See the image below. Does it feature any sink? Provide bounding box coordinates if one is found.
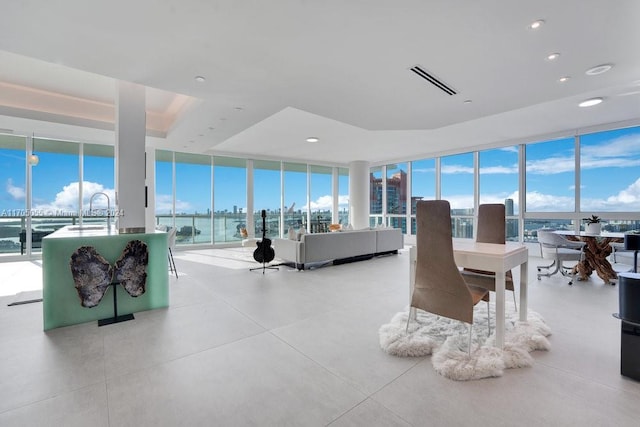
[67,225,106,231]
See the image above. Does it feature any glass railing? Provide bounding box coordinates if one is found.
[0,215,95,256]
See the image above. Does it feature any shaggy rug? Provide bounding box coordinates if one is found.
[379,302,551,381]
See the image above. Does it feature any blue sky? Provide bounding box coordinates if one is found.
[1,126,639,216]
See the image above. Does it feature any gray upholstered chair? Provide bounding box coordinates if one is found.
[610,241,634,274]
[537,229,585,285]
[407,200,490,355]
[460,203,517,310]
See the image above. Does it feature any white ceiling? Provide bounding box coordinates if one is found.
[0,0,639,165]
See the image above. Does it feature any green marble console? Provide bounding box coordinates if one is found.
[42,225,169,330]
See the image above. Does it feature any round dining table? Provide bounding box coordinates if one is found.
[554,230,625,284]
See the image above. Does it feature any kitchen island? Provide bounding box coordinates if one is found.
[42,225,169,330]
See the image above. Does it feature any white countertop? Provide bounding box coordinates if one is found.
[44,225,163,239]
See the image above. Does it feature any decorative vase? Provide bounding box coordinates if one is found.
[585,223,601,234]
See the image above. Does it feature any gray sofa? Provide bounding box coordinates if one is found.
[273,228,403,270]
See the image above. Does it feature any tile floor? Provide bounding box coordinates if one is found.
[0,247,639,426]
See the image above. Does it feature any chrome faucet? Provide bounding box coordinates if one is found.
[89,192,111,228]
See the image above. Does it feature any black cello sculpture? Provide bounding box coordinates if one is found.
[251,210,279,273]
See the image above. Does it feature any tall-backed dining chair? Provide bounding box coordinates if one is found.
[460,203,517,310]
[407,200,490,355]
[536,229,585,285]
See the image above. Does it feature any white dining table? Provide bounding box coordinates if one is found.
[409,240,529,349]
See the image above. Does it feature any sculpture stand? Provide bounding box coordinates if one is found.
[250,262,279,274]
[98,281,135,326]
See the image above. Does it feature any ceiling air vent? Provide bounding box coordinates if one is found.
[409,65,457,96]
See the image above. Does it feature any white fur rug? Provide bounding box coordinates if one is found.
[379,302,551,381]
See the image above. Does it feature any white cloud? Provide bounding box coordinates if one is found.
[479,165,518,174]
[498,146,519,153]
[524,191,574,211]
[309,195,333,211]
[412,167,435,174]
[155,193,192,214]
[441,164,474,174]
[31,181,116,213]
[526,156,575,175]
[6,178,25,200]
[527,131,640,175]
[581,132,640,158]
[445,194,474,210]
[301,194,349,212]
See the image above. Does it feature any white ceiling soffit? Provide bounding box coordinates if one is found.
[0,0,638,163]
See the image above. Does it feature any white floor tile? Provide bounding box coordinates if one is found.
[0,248,639,426]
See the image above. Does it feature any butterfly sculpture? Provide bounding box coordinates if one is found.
[69,239,149,308]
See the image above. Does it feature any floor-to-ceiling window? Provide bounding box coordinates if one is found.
[0,134,26,255]
[338,167,349,226]
[310,165,332,233]
[176,152,212,244]
[441,152,474,238]
[525,137,576,213]
[580,127,640,232]
[386,162,407,233]
[479,146,519,241]
[83,143,115,226]
[214,156,246,243]
[253,160,281,239]
[283,162,306,233]
[155,150,174,229]
[410,158,436,235]
[369,166,383,226]
[524,137,576,240]
[31,138,80,250]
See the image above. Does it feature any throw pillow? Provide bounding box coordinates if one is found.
[288,226,296,240]
[297,227,306,241]
[240,227,248,238]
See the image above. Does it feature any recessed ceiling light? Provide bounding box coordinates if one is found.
[208,126,215,131]
[558,76,571,83]
[528,19,545,30]
[546,53,560,61]
[578,97,604,107]
[585,64,613,76]
[194,76,206,82]
[306,137,320,143]
[463,100,472,104]
[234,107,244,111]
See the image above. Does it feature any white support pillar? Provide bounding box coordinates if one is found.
[115,81,147,232]
[145,148,156,229]
[349,160,370,229]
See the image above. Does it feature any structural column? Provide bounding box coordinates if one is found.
[349,160,370,229]
[115,81,147,232]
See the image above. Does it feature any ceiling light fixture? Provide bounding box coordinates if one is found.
[194,76,206,82]
[528,19,545,30]
[306,137,319,143]
[585,64,613,76]
[463,100,472,104]
[28,135,39,166]
[546,53,560,61]
[578,97,604,107]
[558,76,571,83]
